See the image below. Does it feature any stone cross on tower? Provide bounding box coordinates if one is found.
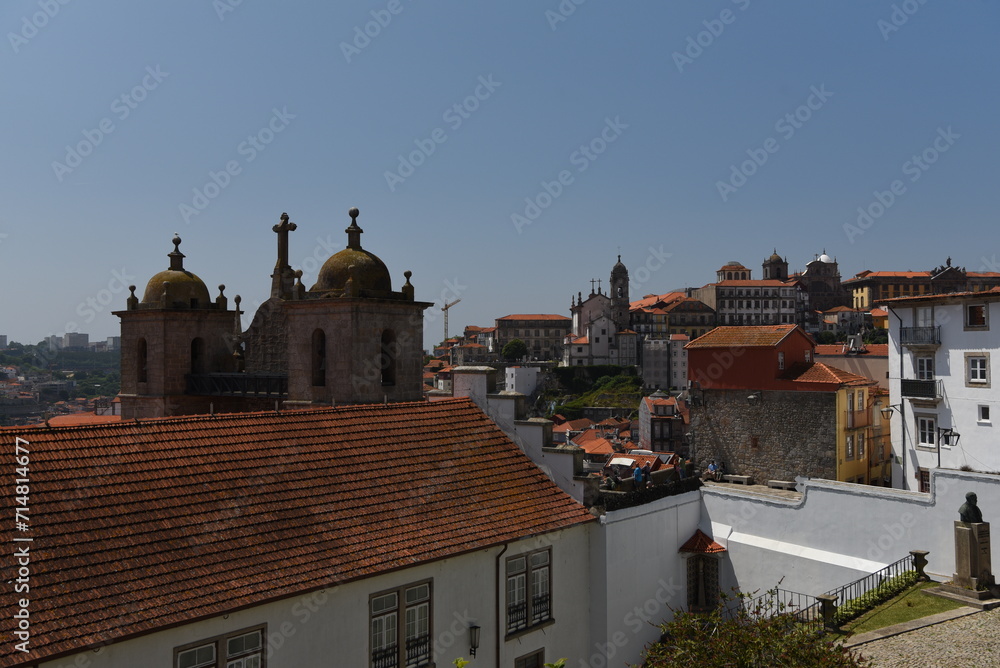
[271,212,298,299]
[590,278,596,295]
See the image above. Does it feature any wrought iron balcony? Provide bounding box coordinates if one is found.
[186,373,288,397]
[900,326,941,347]
[900,378,941,400]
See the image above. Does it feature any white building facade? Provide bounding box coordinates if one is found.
[886,290,1000,491]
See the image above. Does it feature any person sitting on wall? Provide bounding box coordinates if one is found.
[702,460,717,481]
[715,461,727,482]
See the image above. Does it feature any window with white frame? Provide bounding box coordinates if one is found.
[980,405,991,422]
[175,626,264,668]
[846,435,854,459]
[966,353,990,387]
[506,549,551,634]
[917,416,937,447]
[966,304,988,329]
[916,356,935,381]
[370,582,432,668]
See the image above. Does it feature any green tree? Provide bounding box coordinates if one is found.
[637,590,868,668]
[502,338,528,361]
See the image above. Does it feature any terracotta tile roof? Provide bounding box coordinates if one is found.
[669,334,689,341]
[630,292,685,310]
[782,362,875,386]
[497,314,571,321]
[717,263,750,272]
[848,270,929,280]
[39,412,122,427]
[0,399,593,665]
[552,418,594,433]
[679,529,726,554]
[882,289,1000,304]
[684,324,799,349]
[713,279,797,287]
[870,308,888,317]
[575,436,614,455]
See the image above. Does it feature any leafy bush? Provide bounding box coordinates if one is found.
[639,589,868,667]
[832,571,919,626]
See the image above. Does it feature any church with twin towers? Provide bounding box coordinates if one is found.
[114,208,430,418]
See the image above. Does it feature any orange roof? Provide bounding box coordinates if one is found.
[40,413,122,427]
[552,418,594,433]
[713,279,800,287]
[870,308,888,317]
[679,529,726,554]
[629,292,685,310]
[883,289,1000,304]
[0,399,593,664]
[684,324,799,349]
[848,270,929,280]
[824,305,856,313]
[498,314,571,321]
[577,437,614,455]
[669,334,690,341]
[783,362,875,386]
[717,263,749,272]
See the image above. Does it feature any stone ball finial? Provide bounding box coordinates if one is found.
[404,270,412,280]
[172,234,181,250]
[129,285,136,294]
[234,295,242,305]
[218,284,226,293]
[349,207,360,220]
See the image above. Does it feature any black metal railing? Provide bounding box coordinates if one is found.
[372,644,398,668]
[507,601,528,633]
[900,378,940,399]
[740,588,823,632]
[823,553,914,609]
[900,326,941,346]
[185,373,288,397]
[405,633,431,667]
[530,593,551,626]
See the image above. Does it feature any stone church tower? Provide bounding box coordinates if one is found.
[610,255,630,333]
[116,235,241,418]
[117,208,430,418]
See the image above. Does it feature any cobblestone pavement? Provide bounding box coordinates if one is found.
[852,608,1000,667]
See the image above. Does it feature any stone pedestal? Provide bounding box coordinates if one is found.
[953,521,993,590]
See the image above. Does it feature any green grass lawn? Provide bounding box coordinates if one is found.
[839,582,966,637]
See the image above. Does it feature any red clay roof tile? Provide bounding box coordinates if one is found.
[0,398,592,665]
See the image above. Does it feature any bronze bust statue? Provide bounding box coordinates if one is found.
[959,492,984,523]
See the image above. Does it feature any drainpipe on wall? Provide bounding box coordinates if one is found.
[496,543,508,668]
[891,306,907,488]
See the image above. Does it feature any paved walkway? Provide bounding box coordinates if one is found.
[849,607,1000,667]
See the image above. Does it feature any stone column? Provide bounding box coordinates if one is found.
[954,522,993,590]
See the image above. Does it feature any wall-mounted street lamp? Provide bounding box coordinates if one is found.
[937,427,961,447]
[469,624,480,657]
[746,392,763,406]
[880,404,901,421]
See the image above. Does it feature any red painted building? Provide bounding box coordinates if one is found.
[685,324,816,391]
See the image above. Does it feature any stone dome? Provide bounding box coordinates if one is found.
[141,235,212,307]
[611,254,628,276]
[309,208,392,294]
[768,249,782,262]
[818,252,833,263]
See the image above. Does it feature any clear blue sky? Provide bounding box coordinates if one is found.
[2,1,998,350]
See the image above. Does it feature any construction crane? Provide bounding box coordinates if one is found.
[441,298,461,343]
